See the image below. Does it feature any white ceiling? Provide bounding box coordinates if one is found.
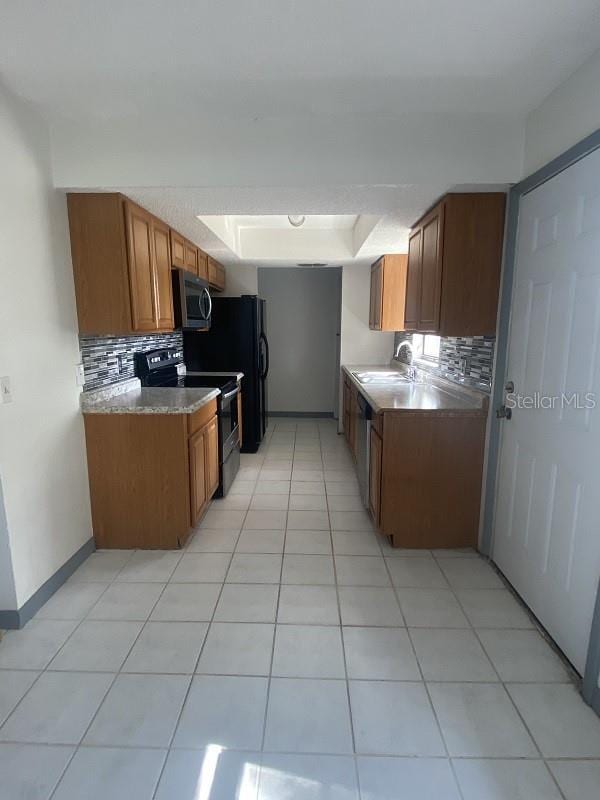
[1,1,599,267]
[231,216,358,231]
[124,186,464,266]
[1,1,600,117]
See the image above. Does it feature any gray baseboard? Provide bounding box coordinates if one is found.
[0,537,96,630]
[269,411,334,418]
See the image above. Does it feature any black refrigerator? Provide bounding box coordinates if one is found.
[183,295,268,453]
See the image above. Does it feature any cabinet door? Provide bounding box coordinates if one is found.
[418,205,444,332]
[349,388,358,459]
[343,380,351,443]
[197,249,209,281]
[184,242,198,274]
[124,201,158,332]
[369,426,383,526]
[208,257,217,286]
[204,416,220,499]
[404,228,422,330]
[152,220,174,331]
[170,230,186,268]
[369,261,383,329]
[189,427,208,524]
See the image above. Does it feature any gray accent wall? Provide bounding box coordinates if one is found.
[258,267,342,414]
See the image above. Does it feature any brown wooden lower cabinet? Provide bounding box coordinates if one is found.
[368,410,486,549]
[368,424,382,525]
[342,376,359,460]
[84,400,219,549]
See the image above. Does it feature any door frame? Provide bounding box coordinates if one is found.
[481,126,600,713]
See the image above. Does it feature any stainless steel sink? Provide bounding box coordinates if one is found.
[352,370,411,385]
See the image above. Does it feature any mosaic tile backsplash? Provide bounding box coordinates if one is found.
[393,331,495,392]
[80,332,184,391]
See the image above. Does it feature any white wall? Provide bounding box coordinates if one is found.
[258,268,341,414]
[0,479,17,610]
[50,111,524,190]
[221,263,258,297]
[524,49,600,176]
[0,82,92,609]
[339,263,395,421]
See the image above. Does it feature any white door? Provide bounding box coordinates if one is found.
[493,148,600,673]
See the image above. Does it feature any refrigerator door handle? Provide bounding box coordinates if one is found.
[260,333,270,379]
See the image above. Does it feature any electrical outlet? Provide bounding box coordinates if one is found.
[75,363,85,387]
[0,376,12,404]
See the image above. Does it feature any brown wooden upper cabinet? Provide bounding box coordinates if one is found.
[184,241,198,274]
[369,254,409,331]
[405,193,506,336]
[208,256,226,292]
[197,248,209,282]
[68,194,225,335]
[170,229,186,269]
[68,193,174,335]
[170,229,208,281]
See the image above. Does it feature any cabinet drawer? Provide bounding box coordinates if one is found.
[188,399,217,437]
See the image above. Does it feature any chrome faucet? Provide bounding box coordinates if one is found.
[395,341,417,381]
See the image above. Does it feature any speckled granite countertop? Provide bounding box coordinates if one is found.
[80,378,220,415]
[343,365,488,415]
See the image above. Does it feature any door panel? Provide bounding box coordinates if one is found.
[204,417,219,499]
[170,230,185,268]
[418,206,443,331]
[493,148,600,672]
[405,229,422,329]
[369,425,382,525]
[189,428,207,524]
[184,243,198,274]
[198,250,209,281]
[152,220,174,330]
[124,202,157,331]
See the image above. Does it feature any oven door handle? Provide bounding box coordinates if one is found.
[221,387,239,401]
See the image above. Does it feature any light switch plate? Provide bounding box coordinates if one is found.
[75,363,85,387]
[0,376,12,404]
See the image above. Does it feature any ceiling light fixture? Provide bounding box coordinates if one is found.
[287,215,306,228]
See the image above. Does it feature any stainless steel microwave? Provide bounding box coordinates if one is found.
[172,268,212,330]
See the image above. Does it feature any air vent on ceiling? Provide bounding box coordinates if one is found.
[297,262,328,268]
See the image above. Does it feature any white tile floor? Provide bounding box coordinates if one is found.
[1,417,600,799]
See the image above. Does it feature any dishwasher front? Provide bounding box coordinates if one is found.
[355,392,372,509]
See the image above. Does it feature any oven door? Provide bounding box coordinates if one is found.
[219,385,240,460]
